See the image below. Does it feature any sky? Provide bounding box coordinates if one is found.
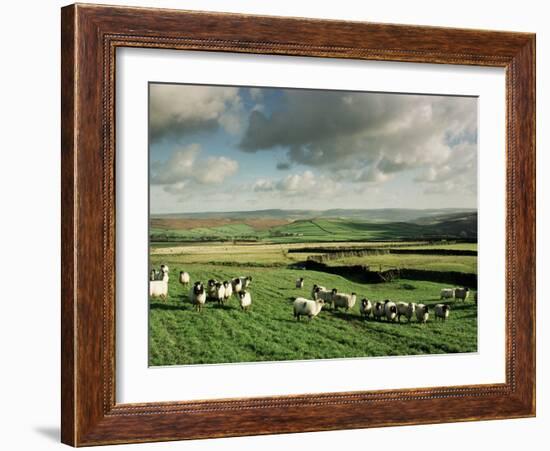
[149,83,477,214]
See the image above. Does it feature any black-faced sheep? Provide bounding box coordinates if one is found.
[190,281,206,312]
[415,304,429,323]
[384,300,397,322]
[238,290,252,311]
[435,303,451,321]
[359,298,372,319]
[296,277,304,288]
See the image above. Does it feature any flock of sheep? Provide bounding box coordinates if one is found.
[150,265,475,324]
[149,264,253,312]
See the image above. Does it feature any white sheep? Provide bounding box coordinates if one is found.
[435,303,451,321]
[373,301,385,321]
[149,281,168,300]
[150,269,158,281]
[238,290,252,311]
[440,288,455,299]
[415,304,429,323]
[214,282,226,305]
[359,298,372,319]
[293,297,324,320]
[190,281,206,312]
[331,289,357,311]
[396,302,416,323]
[312,286,333,308]
[149,271,169,301]
[222,281,233,303]
[384,300,398,322]
[296,277,304,288]
[179,271,190,286]
[454,287,470,302]
[231,277,243,295]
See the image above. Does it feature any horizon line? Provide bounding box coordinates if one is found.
[150,207,478,216]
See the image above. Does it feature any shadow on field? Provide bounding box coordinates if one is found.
[329,310,365,323]
[150,302,189,311]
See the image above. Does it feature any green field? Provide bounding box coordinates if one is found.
[149,211,478,366]
[149,252,477,366]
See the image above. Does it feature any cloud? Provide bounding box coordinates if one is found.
[252,170,342,199]
[149,84,243,142]
[151,144,239,195]
[239,90,477,188]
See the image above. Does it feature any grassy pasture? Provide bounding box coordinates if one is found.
[149,257,478,366]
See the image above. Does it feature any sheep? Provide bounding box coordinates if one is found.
[160,265,169,280]
[296,277,304,289]
[293,297,324,320]
[150,269,158,281]
[312,286,333,308]
[415,304,429,323]
[396,302,416,323]
[189,281,206,312]
[149,269,169,300]
[440,288,455,299]
[231,277,243,295]
[435,304,451,321]
[331,289,357,311]
[384,300,398,322]
[311,284,326,299]
[222,281,233,303]
[238,290,252,311]
[239,276,252,289]
[206,279,219,300]
[372,301,385,321]
[454,287,470,302]
[179,271,190,286]
[214,282,226,305]
[359,298,372,319]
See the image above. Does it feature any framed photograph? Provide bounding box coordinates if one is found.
[61,3,535,446]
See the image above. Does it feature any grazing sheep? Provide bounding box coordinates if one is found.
[440,288,455,299]
[214,282,226,305]
[150,269,158,281]
[312,286,333,308]
[415,304,429,323]
[384,300,398,322]
[373,301,385,321]
[207,279,218,300]
[239,276,252,289]
[231,277,243,295]
[435,304,451,321]
[293,297,324,320]
[149,271,169,300]
[454,287,470,302]
[396,302,416,323]
[190,281,206,312]
[359,298,372,319]
[296,277,304,289]
[331,289,357,311]
[222,281,233,303]
[238,290,252,311]
[311,284,327,301]
[179,271,190,286]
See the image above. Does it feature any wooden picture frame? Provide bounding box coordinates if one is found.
[61,3,535,446]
